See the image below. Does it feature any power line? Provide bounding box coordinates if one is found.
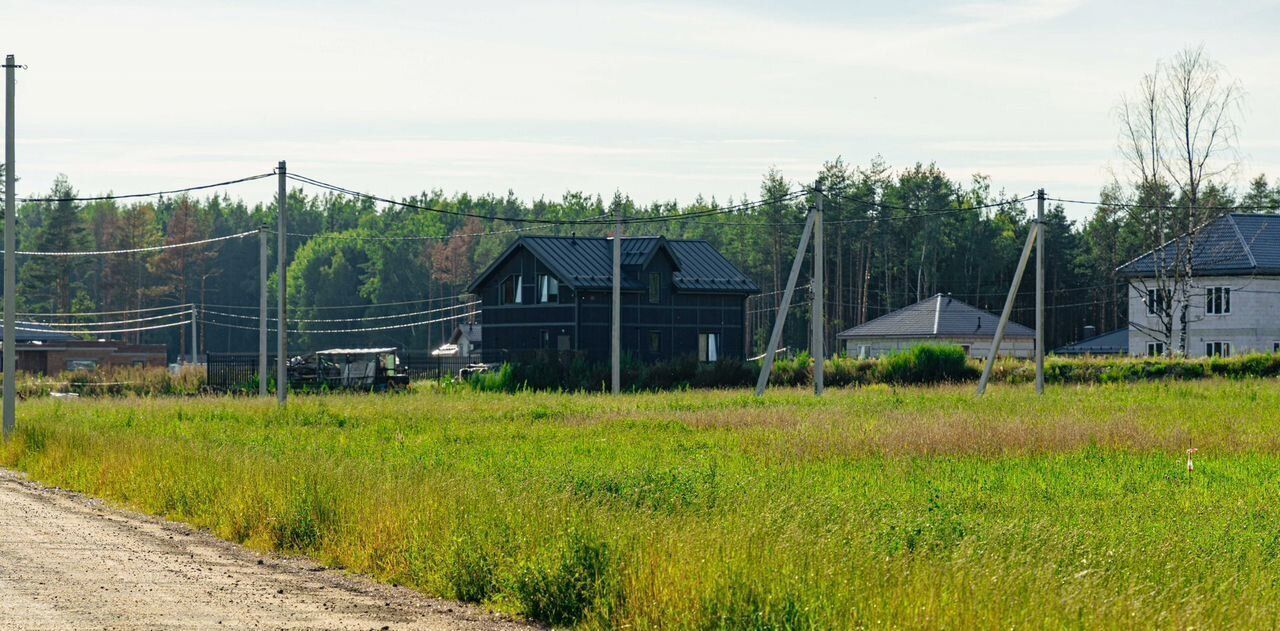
[1047,196,1280,212]
[204,291,476,312]
[669,192,1037,227]
[201,309,476,334]
[202,301,478,324]
[18,318,191,336]
[18,309,193,328]
[286,172,807,225]
[17,172,276,203]
[16,303,193,317]
[6,230,256,257]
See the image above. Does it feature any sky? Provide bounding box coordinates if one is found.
[5,0,1280,221]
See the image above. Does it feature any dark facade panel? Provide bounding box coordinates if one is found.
[473,236,757,364]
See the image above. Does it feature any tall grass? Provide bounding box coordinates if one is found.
[4,382,1280,627]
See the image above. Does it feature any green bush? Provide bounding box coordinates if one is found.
[877,344,976,385]
[512,532,618,627]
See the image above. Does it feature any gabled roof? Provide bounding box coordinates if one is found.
[450,323,481,344]
[468,236,759,294]
[1117,213,1280,277]
[836,293,1034,339]
[1053,328,1128,355]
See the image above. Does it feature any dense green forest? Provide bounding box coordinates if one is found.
[6,157,1279,360]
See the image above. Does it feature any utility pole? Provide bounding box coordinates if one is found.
[811,181,824,396]
[190,305,198,364]
[259,225,268,397]
[276,161,287,405]
[755,208,817,396]
[1035,189,1045,395]
[977,222,1039,396]
[611,205,622,394]
[2,55,17,439]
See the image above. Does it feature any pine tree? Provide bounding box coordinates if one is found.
[18,175,91,313]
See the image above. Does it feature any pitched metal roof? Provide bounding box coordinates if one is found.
[836,293,1034,339]
[450,323,481,343]
[1053,328,1129,355]
[469,236,759,294]
[1116,213,1280,277]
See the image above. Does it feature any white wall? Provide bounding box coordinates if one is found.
[842,336,1035,359]
[1127,275,1280,357]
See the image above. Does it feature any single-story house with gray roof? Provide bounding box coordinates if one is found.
[836,293,1035,359]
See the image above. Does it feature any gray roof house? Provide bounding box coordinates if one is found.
[1053,328,1129,356]
[1117,213,1280,358]
[836,293,1035,359]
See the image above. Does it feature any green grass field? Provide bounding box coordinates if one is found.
[4,381,1280,629]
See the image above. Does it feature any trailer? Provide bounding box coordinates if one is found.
[288,347,409,392]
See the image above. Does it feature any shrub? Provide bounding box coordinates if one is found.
[877,344,976,385]
[512,531,619,627]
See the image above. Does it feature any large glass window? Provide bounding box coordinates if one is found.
[1206,286,1231,315]
[1146,288,1170,316]
[1146,341,1164,357]
[1205,341,1231,357]
[538,275,559,303]
[648,272,661,304]
[698,332,720,362]
[500,275,523,305]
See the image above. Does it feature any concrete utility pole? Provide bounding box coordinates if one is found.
[1035,189,1045,395]
[755,208,817,396]
[258,225,268,397]
[611,206,622,394]
[3,55,17,439]
[811,181,824,396]
[976,222,1039,396]
[190,306,198,364]
[276,161,287,405]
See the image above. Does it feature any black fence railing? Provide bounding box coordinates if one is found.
[401,351,496,380]
[206,353,276,392]
[207,351,501,392]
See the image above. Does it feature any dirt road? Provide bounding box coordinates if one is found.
[0,469,532,630]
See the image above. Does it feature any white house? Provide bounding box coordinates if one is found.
[835,293,1035,359]
[431,323,482,358]
[1117,213,1280,358]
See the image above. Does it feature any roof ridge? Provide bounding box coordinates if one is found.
[1226,213,1259,269]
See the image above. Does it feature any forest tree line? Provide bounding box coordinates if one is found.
[3,158,1278,360]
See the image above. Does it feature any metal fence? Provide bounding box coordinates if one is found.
[206,353,275,392]
[208,350,497,392]
[401,351,488,380]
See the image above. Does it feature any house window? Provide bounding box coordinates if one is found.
[1205,341,1231,357]
[698,332,720,362]
[1273,342,1280,354]
[538,274,559,303]
[648,272,661,304]
[649,331,661,354]
[540,329,550,349]
[557,334,571,351]
[1146,288,1170,316]
[1205,286,1230,315]
[1146,341,1165,357]
[960,344,972,357]
[65,359,98,372]
[500,275,523,305]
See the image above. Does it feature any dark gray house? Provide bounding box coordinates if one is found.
[467,236,759,363]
